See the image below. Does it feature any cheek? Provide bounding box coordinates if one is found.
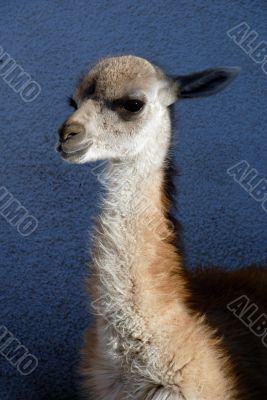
[83,117,109,139]
[87,110,146,149]
[97,112,121,136]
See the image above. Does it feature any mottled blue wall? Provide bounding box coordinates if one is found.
[0,1,266,398]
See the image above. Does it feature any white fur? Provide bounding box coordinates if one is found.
[61,57,237,400]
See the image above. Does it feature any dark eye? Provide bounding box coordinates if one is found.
[85,82,96,97]
[68,97,77,110]
[122,99,144,113]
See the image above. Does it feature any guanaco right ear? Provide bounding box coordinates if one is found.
[176,67,240,99]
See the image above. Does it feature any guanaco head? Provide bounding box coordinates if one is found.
[57,55,239,164]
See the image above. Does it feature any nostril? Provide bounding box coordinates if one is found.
[67,131,79,139]
[60,123,85,142]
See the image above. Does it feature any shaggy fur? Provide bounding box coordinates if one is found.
[57,55,267,399]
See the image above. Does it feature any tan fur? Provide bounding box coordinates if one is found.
[58,56,267,399]
[81,168,238,400]
[76,56,158,100]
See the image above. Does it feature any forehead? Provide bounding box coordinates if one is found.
[76,56,162,100]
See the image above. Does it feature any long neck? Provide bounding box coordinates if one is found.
[91,117,189,333]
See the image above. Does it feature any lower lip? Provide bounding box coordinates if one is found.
[59,144,91,159]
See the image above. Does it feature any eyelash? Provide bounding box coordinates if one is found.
[68,97,77,109]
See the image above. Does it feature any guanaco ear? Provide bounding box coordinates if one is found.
[176,67,240,99]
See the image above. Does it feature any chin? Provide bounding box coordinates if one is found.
[60,153,86,164]
[58,143,97,164]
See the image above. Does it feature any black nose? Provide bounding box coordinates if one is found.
[58,122,85,142]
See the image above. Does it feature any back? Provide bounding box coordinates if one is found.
[188,266,267,399]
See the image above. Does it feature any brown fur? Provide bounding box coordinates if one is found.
[81,168,229,399]
[58,56,267,399]
[76,56,157,101]
[81,163,267,399]
[188,267,267,399]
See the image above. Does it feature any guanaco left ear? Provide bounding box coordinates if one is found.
[176,67,240,99]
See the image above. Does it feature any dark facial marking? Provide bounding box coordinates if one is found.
[84,81,96,98]
[108,97,145,121]
[68,96,77,110]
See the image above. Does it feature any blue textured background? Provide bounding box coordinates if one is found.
[0,1,266,398]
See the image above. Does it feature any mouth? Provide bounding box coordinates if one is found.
[57,142,92,161]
